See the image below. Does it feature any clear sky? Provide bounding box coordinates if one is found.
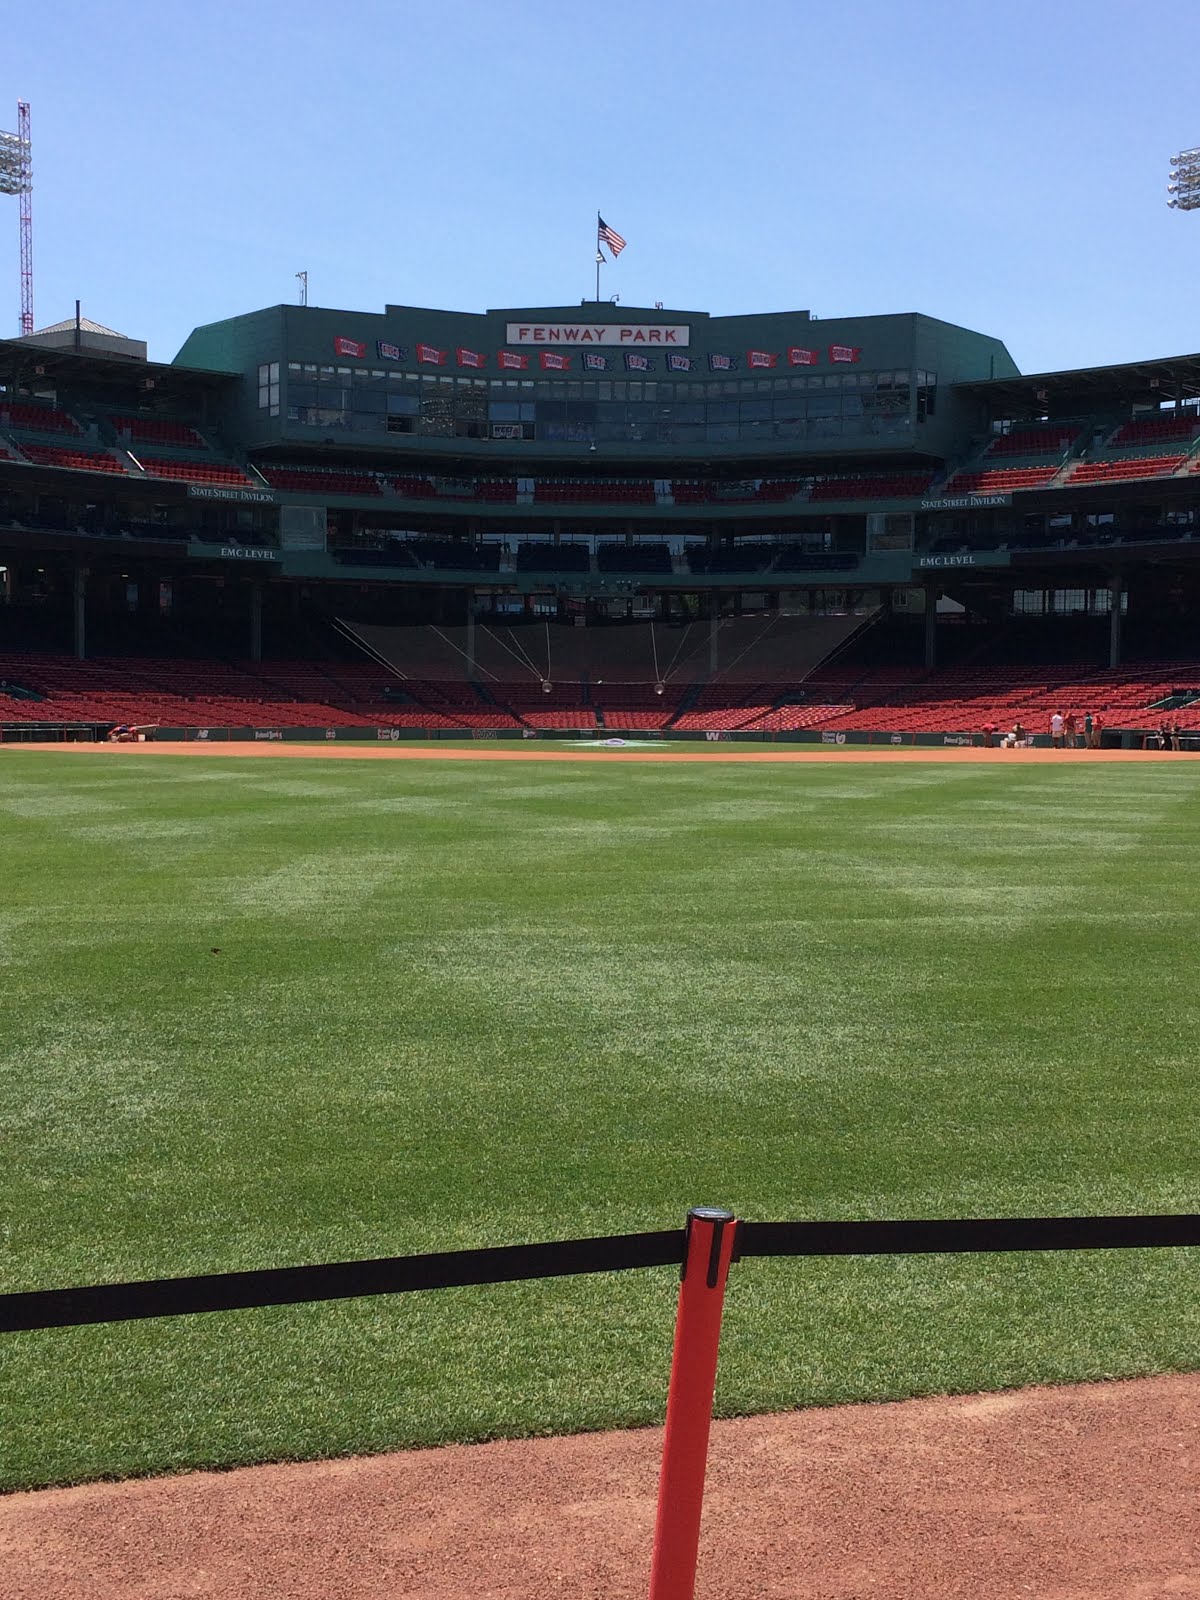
[5,0,1197,373]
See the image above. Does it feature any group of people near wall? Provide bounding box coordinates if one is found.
[979,711,1187,750]
[981,712,1102,749]
[1046,711,1102,750]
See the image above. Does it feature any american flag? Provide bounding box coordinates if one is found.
[598,216,627,258]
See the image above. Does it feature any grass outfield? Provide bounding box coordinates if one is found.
[2,751,1199,1491]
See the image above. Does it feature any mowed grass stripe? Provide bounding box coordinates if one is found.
[0,754,1198,1489]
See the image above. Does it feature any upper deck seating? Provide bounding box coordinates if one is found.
[0,403,81,435]
[984,425,1077,457]
[113,416,208,450]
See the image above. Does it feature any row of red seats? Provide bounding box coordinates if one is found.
[739,703,853,731]
[985,427,1076,457]
[138,458,254,486]
[809,473,934,501]
[943,465,1061,493]
[1109,416,1200,447]
[533,482,656,504]
[517,710,598,728]
[113,416,208,450]
[254,466,522,501]
[672,706,771,731]
[17,443,128,474]
[259,466,383,496]
[671,480,806,504]
[0,403,80,435]
[1066,455,1184,485]
[600,709,673,729]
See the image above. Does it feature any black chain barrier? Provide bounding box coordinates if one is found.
[2,1213,1197,1336]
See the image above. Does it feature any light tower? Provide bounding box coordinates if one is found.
[1168,147,1200,212]
[0,102,32,334]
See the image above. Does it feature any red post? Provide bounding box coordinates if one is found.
[648,1207,738,1600]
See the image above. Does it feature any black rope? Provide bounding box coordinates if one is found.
[4,1213,1198,1337]
[737,1214,1200,1259]
[0,1229,684,1335]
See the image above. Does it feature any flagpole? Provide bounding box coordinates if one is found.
[595,211,603,302]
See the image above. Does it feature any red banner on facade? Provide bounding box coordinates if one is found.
[417,343,447,365]
[828,344,862,364]
[497,350,529,370]
[788,346,819,366]
[747,349,778,369]
[539,350,571,371]
[456,347,486,369]
[333,336,367,358]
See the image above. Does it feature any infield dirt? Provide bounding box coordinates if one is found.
[2,1375,1197,1599]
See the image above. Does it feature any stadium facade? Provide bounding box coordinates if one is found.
[3,297,1200,739]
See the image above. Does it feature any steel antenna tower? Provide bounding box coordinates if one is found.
[0,102,32,334]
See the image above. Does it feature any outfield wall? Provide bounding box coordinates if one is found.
[141,725,1099,750]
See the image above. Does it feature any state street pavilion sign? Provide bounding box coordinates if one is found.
[505,322,690,347]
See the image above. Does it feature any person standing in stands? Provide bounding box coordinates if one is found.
[1050,711,1065,749]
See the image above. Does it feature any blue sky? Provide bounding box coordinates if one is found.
[5,0,1197,373]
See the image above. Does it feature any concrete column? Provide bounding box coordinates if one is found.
[466,606,476,681]
[1109,573,1123,669]
[249,581,262,663]
[73,566,88,661]
[923,586,938,669]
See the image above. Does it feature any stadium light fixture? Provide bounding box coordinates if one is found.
[0,125,30,195]
[1168,147,1200,210]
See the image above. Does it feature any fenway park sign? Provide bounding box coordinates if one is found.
[505,322,690,346]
